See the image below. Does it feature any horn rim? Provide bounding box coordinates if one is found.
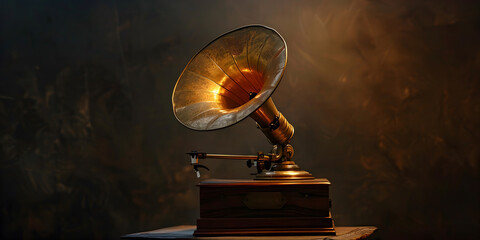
[172,24,288,131]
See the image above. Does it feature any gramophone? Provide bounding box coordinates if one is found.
[172,25,335,236]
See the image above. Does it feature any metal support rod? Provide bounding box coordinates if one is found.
[188,152,273,178]
[203,153,271,161]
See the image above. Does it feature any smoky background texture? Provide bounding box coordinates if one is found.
[1,0,479,239]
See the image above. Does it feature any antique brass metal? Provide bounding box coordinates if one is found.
[172,25,292,145]
[173,25,312,180]
[256,161,314,180]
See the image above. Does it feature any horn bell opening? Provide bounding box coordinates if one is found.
[172,25,287,131]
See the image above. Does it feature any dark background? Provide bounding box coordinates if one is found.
[1,0,479,239]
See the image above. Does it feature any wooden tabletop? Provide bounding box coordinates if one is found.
[122,225,377,240]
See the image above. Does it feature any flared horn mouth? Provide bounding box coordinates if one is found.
[172,25,287,131]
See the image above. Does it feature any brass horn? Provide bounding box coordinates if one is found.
[173,25,312,180]
[172,25,293,145]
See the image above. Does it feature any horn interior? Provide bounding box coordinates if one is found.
[172,25,287,131]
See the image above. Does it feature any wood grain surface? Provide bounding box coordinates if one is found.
[199,179,330,218]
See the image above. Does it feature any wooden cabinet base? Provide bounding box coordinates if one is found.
[194,217,335,236]
[194,179,336,236]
